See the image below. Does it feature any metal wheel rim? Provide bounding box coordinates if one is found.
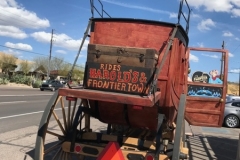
[226,116,238,127]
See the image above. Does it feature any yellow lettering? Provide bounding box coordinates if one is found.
[103,81,110,88]
[117,65,121,71]
[137,83,144,92]
[128,83,132,92]
[121,83,126,91]
[100,64,104,70]
[108,64,112,70]
[117,83,121,90]
[132,84,137,92]
[110,82,114,89]
[113,65,117,71]
[93,80,98,87]
[98,81,103,88]
[87,79,92,87]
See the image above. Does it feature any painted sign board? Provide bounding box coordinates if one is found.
[84,62,153,95]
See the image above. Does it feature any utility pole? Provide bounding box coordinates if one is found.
[47,29,54,80]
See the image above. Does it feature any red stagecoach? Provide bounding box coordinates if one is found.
[34,0,228,159]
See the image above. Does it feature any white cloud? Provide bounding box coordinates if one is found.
[229,69,240,73]
[197,42,204,47]
[192,13,201,19]
[169,12,177,18]
[197,19,215,32]
[231,8,240,17]
[187,0,240,17]
[187,0,233,12]
[61,23,65,26]
[3,49,21,55]
[5,42,32,51]
[222,31,233,37]
[235,37,240,41]
[0,0,50,29]
[0,25,27,39]
[56,50,67,54]
[31,31,89,51]
[0,0,19,8]
[228,52,234,57]
[190,53,199,62]
[202,53,219,58]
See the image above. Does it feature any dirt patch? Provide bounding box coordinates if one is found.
[228,83,239,95]
[1,83,33,88]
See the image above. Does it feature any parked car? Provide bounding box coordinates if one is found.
[226,95,240,102]
[40,80,65,91]
[224,99,240,128]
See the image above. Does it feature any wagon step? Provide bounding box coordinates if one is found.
[58,88,161,107]
[61,141,188,160]
[62,141,170,160]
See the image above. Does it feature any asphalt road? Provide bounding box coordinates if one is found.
[0,87,54,133]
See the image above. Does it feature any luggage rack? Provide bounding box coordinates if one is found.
[66,0,191,85]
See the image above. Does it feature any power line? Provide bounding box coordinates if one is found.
[0,44,85,69]
[0,44,47,56]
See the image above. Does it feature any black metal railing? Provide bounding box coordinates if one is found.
[177,0,191,34]
[90,0,111,18]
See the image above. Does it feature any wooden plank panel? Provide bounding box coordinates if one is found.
[58,88,161,107]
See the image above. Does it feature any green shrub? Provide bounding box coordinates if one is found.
[10,75,33,86]
[32,80,42,88]
[0,78,9,85]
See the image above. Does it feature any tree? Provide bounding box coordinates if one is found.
[19,60,32,75]
[51,57,64,71]
[72,66,84,80]
[31,56,85,80]
[58,63,71,76]
[32,56,65,71]
[32,56,48,71]
[0,53,17,75]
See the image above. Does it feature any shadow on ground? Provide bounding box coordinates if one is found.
[186,134,238,160]
[26,128,239,160]
[26,128,108,160]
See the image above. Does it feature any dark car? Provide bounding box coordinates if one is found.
[224,98,240,128]
[40,80,65,91]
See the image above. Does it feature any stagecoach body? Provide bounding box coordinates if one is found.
[34,0,229,160]
[83,18,189,130]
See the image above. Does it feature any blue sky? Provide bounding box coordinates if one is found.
[0,0,240,82]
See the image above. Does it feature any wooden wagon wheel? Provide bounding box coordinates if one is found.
[34,91,91,160]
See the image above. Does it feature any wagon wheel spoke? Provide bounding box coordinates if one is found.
[60,97,68,131]
[52,148,62,160]
[46,130,64,140]
[52,110,66,135]
[68,153,73,160]
[67,100,72,130]
[63,152,67,160]
[57,150,64,160]
[70,100,78,127]
[44,140,64,155]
